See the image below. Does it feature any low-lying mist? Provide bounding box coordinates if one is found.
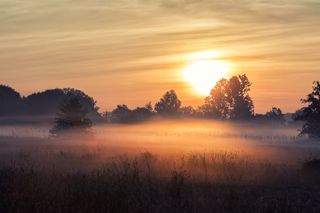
[0,118,317,168]
[1,119,320,212]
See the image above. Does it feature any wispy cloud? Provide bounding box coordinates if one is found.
[0,0,319,112]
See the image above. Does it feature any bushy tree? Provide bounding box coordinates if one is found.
[295,81,320,138]
[132,107,153,122]
[179,106,197,117]
[155,90,181,117]
[228,75,254,120]
[200,79,229,119]
[109,104,153,123]
[0,85,23,116]
[25,88,101,120]
[144,102,153,112]
[200,74,254,120]
[265,107,285,123]
[50,97,92,135]
[110,105,133,123]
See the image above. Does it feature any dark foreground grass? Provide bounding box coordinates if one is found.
[1,152,320,213]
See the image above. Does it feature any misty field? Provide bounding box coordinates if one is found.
[1,119,320,213]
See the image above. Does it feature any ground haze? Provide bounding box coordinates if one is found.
[1,119,320,212]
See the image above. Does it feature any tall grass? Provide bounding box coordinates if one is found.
[1,149,320,213]
[0,119,319,212]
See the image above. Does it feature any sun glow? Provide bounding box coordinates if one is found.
[183,59,231,96]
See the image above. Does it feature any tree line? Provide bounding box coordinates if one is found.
[0,87,100,120]
[107,75,283,123]
[1,74,319,138]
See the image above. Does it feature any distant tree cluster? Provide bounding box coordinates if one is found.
[199,75,254,120]
[1,75,319,138]
[0,86,23,116]
[155,90,181,117]
[255,107,286,125]
[0,86,100,121]
[0,75,257,124]
[108,104,153,123]
[105,75,255,123]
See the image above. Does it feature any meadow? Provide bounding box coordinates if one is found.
[1,119,320,213]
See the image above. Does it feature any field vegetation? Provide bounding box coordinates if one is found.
[0,120,320,213]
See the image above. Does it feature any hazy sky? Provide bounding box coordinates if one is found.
[1,0,320,113]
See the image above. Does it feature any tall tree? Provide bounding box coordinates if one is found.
[155,90,181,117]
[200,79,229,119]
[228,75,254,120]
[295,81,320,138]
[50,97,92,135]
[200,74,254,120]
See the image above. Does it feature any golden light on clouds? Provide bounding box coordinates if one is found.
[186,50,222,61]
[1,0,320,112]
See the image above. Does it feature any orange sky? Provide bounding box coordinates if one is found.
[1,0,320,113]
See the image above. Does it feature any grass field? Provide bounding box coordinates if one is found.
[0,119,320,212]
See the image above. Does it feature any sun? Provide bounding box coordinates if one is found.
[183,59,231,96]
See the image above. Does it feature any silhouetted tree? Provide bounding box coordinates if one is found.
[25,88,101,121]
[201,75,254,120]
[265,107,285,123]
[200,79,229,119]
[132,107,153,122]
[144,102,153,112]
[155,90,181,117]
[295,81,320,138]
[292,108,305,121]
[0,85,23,116]
[228,75,254,120]
[179,106,197,117]
[110,104,153,123]
[110,105,133,123]
[50,97,92,135]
